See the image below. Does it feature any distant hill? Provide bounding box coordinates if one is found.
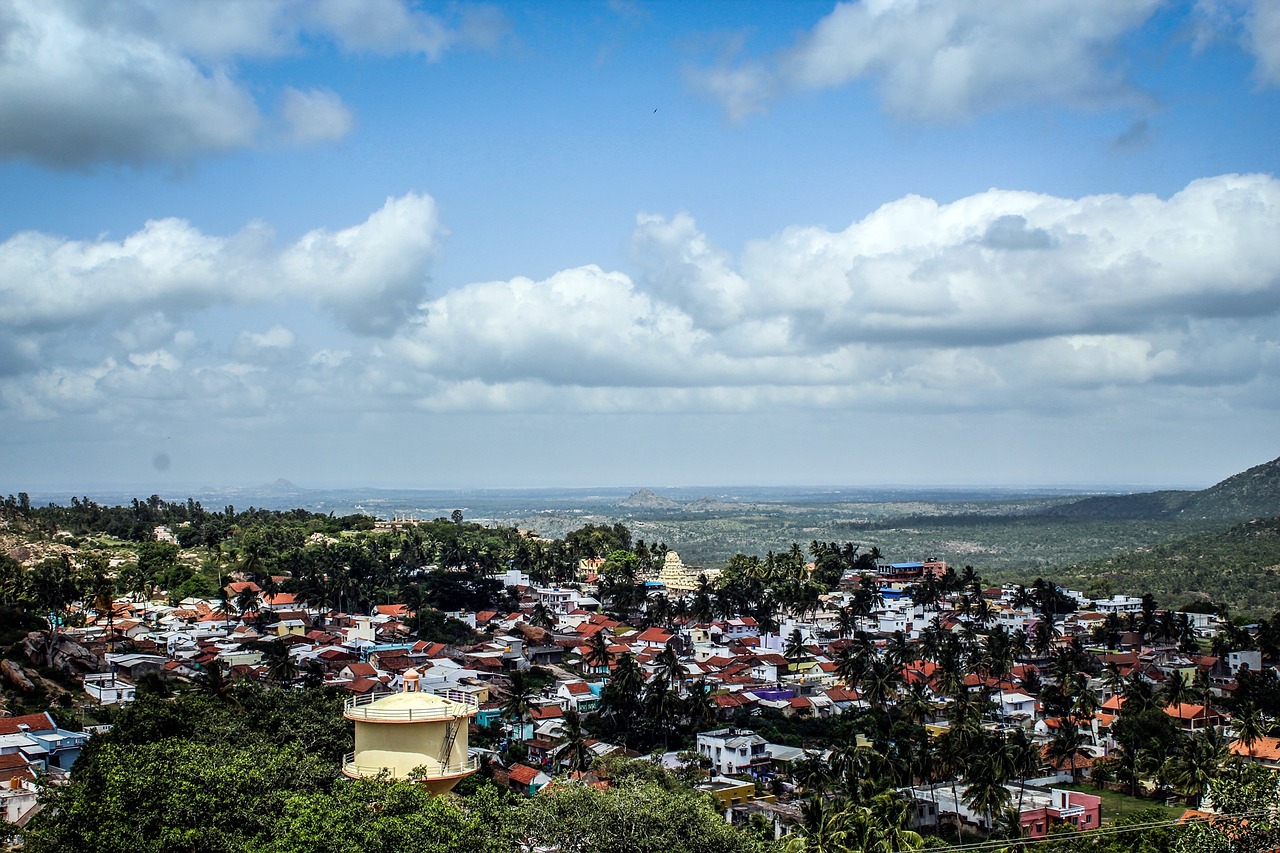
[1044,455,1280,522]
[1057,515,1280,615]
[617,488,683,510]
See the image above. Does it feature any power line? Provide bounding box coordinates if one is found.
[889,809,1277,853]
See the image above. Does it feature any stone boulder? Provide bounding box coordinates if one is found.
[1,658,34,692]
[22,631,101,676]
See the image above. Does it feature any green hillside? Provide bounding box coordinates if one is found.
[1044,455,1280,522]
[1179,455,1280,520]
[1056,515,1280,615]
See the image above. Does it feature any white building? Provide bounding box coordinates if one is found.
[84,672,136,705]
[697,727,771,776]
[1093,595,1144,615]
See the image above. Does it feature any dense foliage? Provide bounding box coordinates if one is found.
[1056,516,1280,615]
[24,683,766,853]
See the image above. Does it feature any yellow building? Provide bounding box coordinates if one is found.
[341,669,479,794]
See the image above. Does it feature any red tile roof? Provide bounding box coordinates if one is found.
[0,711,67,735]
[508,764,543,785]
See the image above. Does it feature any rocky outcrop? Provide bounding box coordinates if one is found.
[22,631,101,676]
[1,658,34,692]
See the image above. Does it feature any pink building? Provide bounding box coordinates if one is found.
[1018,788,1102,838]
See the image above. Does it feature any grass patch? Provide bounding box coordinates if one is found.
[1055,782,1185,823]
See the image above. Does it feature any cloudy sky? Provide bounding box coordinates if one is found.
[2,0,1279,492]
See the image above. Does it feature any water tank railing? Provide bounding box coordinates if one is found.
[341,751,480,779]
[343,689,480,721]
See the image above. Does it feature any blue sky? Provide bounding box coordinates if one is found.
[2,0,1279,492]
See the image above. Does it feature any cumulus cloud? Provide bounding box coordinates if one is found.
[4,175,1280,426]
[0,0,507,168]
[281,87,355,144]
[383,173,1280,412]
[0,192,443,335]
[693,0,1160,121]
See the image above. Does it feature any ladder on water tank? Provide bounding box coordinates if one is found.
[438,718,461,769]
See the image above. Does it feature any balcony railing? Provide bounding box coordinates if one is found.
[341,751,480,779]
[343,689,479,721]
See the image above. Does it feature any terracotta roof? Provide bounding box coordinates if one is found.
[1230,736,1280,762]
[636,628,674,643]
[0,713,56,735]
[1165,702,1218,721]
[508,764,543,785]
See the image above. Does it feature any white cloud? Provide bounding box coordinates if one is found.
[0,0,260,167]
[4,175,1279,427]
[1194,1,1280,87]
[695,0,1161,122]
[383,173,1280,412]
[0,192,443,335]
[281,87,355,144]
[0,0,507,168]
[1244,0,1280,85]
[390,265,719,387]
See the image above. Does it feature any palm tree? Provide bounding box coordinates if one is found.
[897,680,935,727]
[559,708,590,775]
[792,751,834,798]
[195,658,237,704]
[261,641,298,686]
[835,636,872,689]
[234,585,261,620]
[784,628,808,673]
[785,797,851,853]
[529,602,554,630]
[583,629,611,675]
[217,584,235,630]
[682,678,715,733]
[859,658,902,712]
[1046,720,1091,782]
[85,554,116,653]
[503,669,533,742]
[1164,726,1228,806]
[601,653,644,744]
[1030,617,1059,659]
[652,644,688,692]
[1159,671,1192,709]
[963,748,1013,833]
[1068,674,1100,726]
[1234,701,1266,758]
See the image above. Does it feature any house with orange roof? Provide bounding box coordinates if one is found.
[264,592,299,610]
[530,704,563,723]
[506,763,551,796]
[1095,694,1125,730]
[634,627,674,648]
[1164,702,1222,733]
[1229,735,1280,769]
[557,680,600,712]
